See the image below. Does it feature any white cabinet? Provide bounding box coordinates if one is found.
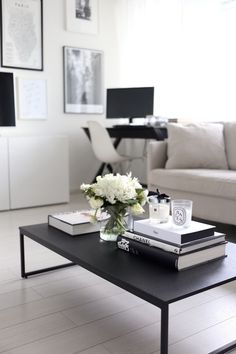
[0,136,69,210]
[0,138,10,210]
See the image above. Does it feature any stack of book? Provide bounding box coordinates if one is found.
[116,219,227,270]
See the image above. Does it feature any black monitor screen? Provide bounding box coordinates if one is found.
[106,87,154,121]
[0,72,16,126]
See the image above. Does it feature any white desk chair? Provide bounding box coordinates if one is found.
[87,120,142,175]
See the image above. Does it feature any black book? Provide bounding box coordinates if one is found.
[117,235,227,271]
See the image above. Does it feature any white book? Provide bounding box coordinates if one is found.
[133,219,216,244]
[48,210,108,236]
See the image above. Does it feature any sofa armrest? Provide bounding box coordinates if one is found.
[147,140,167,172]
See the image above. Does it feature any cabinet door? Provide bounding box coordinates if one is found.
[9,136,69,209]
[0,138,10,210]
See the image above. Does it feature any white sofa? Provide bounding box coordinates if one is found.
[147,122,236,225]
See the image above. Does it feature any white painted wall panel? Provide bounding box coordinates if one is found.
[0,138,10,210]
[8,136,69,209]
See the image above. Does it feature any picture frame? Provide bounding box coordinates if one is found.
[63,46,103,114]
[0,0,43,71]
[17,78,47,120]
[66,0,98,35]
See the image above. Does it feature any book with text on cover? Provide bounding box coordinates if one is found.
[133,219,216,244]
[48,210,108,236]
[117,235,227,271]
[123,230,226,255]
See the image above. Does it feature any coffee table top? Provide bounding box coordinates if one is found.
[20,223,236,307]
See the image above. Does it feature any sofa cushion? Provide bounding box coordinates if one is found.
[148,169,236,200]
[165,123,228,170]
[224,122,236,170]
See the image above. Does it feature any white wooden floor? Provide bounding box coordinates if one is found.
[0,193,236,354]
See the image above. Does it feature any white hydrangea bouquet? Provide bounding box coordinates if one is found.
[80,173,148,240]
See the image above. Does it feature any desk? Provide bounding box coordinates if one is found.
[83,125,167,181]
[83,124,167,147]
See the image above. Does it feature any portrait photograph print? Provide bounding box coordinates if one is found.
[0,0,43,71]
[64,46,103,114]
[66,0,98,35]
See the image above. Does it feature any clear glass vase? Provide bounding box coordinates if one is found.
[100,205,131,242]
[100,223,120,241]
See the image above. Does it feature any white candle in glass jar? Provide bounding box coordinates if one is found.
[148,196,170,223]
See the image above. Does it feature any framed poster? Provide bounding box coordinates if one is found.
[0,0,43,71]
[63,46,103,114]
[66,0,98,35]
[17,78,47,119]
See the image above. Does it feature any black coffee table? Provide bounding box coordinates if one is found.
[19,224,236,354]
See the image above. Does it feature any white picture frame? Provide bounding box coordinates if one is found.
[63,46,103,114]
[17,78,47,120]
[0,0,43,71]
[66,0,98,35]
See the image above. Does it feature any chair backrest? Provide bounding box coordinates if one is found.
[87,121,123,164]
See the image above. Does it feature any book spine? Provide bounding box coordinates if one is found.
[117,235,179,269]
[181,229,215,243]
[124,231,181,254]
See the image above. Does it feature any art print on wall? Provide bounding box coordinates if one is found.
[63,46,103,114]
[66,0,98,35]
[17,78,47,120]
[0,0,43,71]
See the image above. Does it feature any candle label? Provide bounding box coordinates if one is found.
[172,207,186,226]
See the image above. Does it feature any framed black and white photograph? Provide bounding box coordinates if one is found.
[63,46,103,114]
[66,0,98,35]
[0,0,43,71]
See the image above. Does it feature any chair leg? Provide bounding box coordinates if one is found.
[107,164,113,173]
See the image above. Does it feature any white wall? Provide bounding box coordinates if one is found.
[0,0,120,192]
[115,0,236,123]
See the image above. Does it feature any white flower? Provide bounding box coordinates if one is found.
[89,197,104,209]
[130,203,144,215]
[93,173,140,203]
[80,183,91,191]
[80,173,147,211]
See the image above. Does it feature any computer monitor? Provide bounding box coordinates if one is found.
[0,72,16,126]
[106,87,154,124]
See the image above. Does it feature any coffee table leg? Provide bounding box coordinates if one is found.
[160,304,169,354]
[19,231,76,278]
[20,232,26,278]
